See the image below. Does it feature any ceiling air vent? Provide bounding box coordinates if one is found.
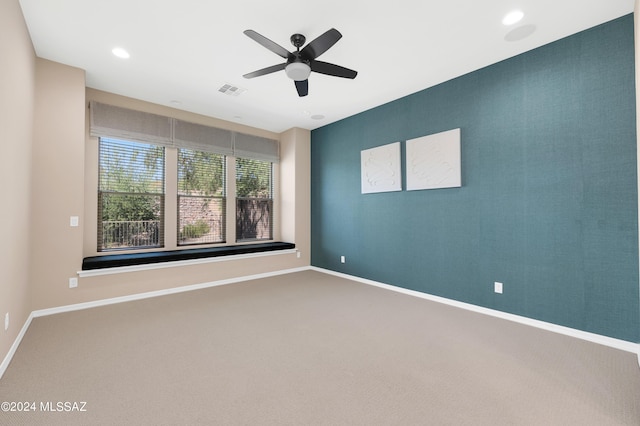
[219,84,246,96]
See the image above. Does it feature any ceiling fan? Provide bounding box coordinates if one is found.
[242,28,357,97]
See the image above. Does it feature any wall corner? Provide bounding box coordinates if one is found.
[279,128,311,265]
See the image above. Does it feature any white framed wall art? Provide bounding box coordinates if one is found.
[361,141,402,194]
[406,128,461,191]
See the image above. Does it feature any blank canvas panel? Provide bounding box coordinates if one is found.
[406,128,461,191]
[361,142,402,194]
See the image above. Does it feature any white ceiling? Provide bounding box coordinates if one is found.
[19,0,634,134]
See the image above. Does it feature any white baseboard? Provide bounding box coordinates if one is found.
[33,266,310,318]
[0,312,34,381]
[0,266,308,380]
[2,265,639,380]
[311,267,640,361]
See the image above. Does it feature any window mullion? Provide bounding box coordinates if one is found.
[164,147,178,249]
[226,156,236,244]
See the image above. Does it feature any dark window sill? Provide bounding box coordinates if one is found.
[82,242,296,271]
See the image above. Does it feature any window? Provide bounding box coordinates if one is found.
[97,142,274,251]
[178,149,226,245]
[90,102,279,254]
[236,158,273,241]
[98,138,165,251]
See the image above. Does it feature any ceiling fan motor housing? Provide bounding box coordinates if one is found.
[285,34,311,81]
[290,34,306,48]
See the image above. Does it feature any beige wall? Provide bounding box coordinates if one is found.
[0,0,36,369]
[83,90,288,255]
[2,0,311,370]
[26,86,311,310]
[280,128,311,265]
[29,58,86,310]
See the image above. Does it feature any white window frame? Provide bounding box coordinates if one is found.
[85,102,280,257]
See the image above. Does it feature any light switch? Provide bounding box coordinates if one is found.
[70,216,79,227]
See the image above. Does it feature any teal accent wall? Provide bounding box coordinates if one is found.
[310,15,639,342]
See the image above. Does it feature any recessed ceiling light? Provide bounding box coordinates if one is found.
[112,47,130,59]
[502,10,524,26]
[505,24,537,42]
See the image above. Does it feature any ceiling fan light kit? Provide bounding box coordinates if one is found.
[285,62,311,81]
[243,28,357,97]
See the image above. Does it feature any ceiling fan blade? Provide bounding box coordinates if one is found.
[300,28,342,60]
[243,30,290,59]
[295,80,308,97]
[311,61,358,79]
[243,63,286,79]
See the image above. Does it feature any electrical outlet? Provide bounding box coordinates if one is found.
[340,256,346,264]
[494,281,503,294]
[69,277,78,289]
[4,312,9,331]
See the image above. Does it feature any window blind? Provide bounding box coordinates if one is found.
[99,138,165,194]
[177,148,226,245]
[234,132,279,163]
[235,158,272,198]
[98,138,165,251]
[236,158,273,241]
[90,102,173,147]
[174,119,233,156]
[177,149,225,197]
[90,102,279,161]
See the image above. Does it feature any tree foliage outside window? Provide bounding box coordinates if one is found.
[236,158,273,241]
[178,149,226,245]
[98,138,164,250]
[97,138,275,251]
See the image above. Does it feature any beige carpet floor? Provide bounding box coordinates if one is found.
[1,270,639,425]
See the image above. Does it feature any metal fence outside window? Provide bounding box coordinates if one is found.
[101,220,160,249]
